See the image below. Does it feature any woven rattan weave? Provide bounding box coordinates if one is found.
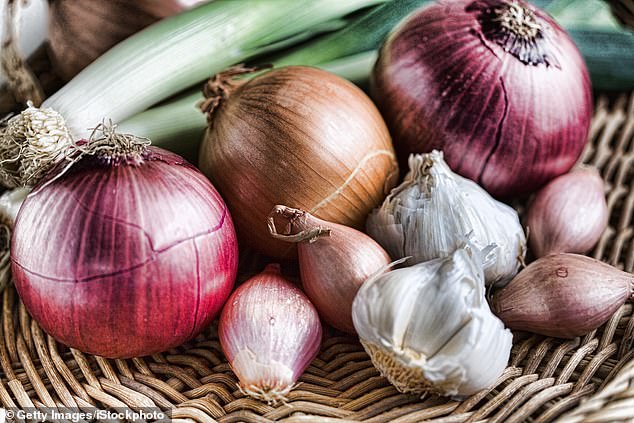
[0,94,630,422]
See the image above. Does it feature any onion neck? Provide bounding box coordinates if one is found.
[267,205,331,244]
[470,0,558,67]
[199,64,271,123]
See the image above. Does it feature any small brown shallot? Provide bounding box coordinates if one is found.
[268,205,391,333]
[527,167,608,257]
[492,254,634,338]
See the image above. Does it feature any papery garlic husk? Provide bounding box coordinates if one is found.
[352,246,512,398]
[218,264,322,404]
[367,151,526,287]
[527,167,608,257]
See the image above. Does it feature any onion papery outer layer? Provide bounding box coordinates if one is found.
[12,146,238,358]
[371,0,592,198]
[48,0,206,81]
[218,264,322,404]
[199,66,398,259]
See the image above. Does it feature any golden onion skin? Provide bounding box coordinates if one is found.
[199,66,398,259]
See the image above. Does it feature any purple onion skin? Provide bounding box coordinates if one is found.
[12,147,238,359]
[372,0,593,198]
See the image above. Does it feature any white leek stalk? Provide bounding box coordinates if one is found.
[42,0,384,140]
[117,51,378,153]
[118,0,429,149]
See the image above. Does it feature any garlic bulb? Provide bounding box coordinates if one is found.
[367,151,526,287]
[352,246,512,398]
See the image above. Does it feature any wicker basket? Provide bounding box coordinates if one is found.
[2,2,634,419]
[0,95,629,422]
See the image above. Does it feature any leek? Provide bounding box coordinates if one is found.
[37,0,387,139]
[119,0,430,150]
[0,0,386,187]
[118,52,379,159]
[121,0,634,158]
[270,0,431,67]
[118,90,205,162]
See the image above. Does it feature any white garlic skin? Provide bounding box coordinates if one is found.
[352,247,512,398]
[218,264,322,403]
[367,151,526,287]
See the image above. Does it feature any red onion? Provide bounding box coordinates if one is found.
[12,129,238,358]
[268,205,391,334]
[372,0,592,197]
[219,264,322,403]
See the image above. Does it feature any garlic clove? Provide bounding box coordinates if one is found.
[399,251,485,356]
[353,262,434,351]
[424,308,511,397]
[492,253,634,338]
[527,167,608,257]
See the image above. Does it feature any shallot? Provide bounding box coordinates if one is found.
[268,205,390,333]
[219,264,322,403]
[492,254,634,338]
[527,167,608,257]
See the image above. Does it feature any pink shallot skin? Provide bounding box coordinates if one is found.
[492,254,634,338]
[527,167,608,257]
[219,264,322,403]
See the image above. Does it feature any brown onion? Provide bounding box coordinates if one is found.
[491,254,634,338]
[527,167,608,257]
[48,0,205,81]
[268,205,391,333]
[199,66,398,258]
[371,0,592,197]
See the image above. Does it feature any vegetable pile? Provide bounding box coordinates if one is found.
[0,0,630,404]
